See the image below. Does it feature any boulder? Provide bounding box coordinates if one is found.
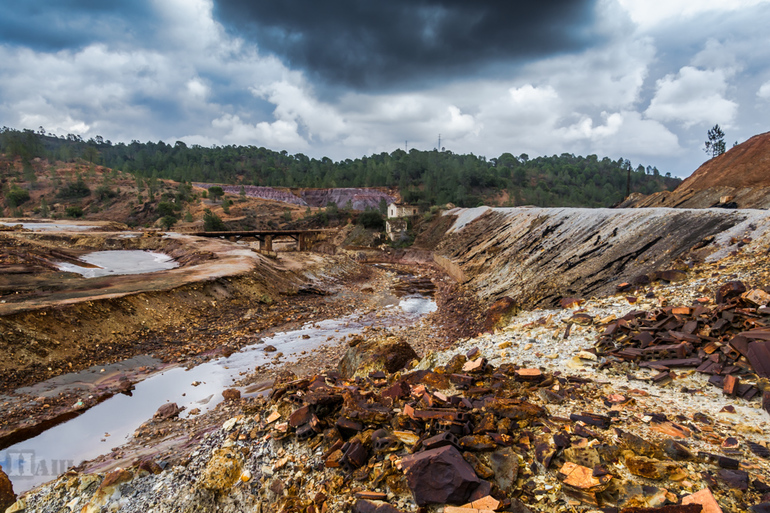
[338,335,417,379]
[222,388,241,401]
[400,445,481,506]
[482,296,519,331]
[0,466,15,512]
[154,402,181,420]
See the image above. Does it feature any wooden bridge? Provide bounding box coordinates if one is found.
[191,229,327,251]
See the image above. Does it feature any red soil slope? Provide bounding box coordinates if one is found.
[622,131,770,209]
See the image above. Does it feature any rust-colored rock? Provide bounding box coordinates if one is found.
[98,468,133,491]
[222,388,241,401]
[483,398,544,420]
[716,281,746,304]
[154,402,181,420]
[0,467,15,512]
[200,447,244,493]
[400,445,481,506]
[623,452,678,480]
[338,335,417,378]
[482,296,519,331]
[489,446,519,491]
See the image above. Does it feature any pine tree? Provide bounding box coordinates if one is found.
[704,124,726,158]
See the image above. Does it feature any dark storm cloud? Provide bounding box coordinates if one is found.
[213,0,600,89]
[0,1,156,51]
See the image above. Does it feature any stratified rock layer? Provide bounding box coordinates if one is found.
[434,207,770,308]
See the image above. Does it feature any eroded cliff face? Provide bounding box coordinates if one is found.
[434,207,770,308]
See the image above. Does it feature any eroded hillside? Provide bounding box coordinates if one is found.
[621,131,770,209]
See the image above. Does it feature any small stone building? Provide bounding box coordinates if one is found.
[387,203,419,219]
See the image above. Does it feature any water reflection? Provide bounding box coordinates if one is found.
[56,250,178,277]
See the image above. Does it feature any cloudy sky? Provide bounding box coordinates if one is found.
[1,0,769,177]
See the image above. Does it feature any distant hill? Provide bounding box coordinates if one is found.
[620,131,770,209]
[0,126,680,209]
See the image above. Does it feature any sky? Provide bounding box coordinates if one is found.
[1,0,769,177]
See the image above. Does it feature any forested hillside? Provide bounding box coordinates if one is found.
[0,127,680,208]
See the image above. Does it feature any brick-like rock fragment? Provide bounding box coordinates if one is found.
[289,405,312,427]
[716,281,746,304]
[400,445,481,506]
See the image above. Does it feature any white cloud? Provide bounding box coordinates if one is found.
[211,113,308,149]
[645,66,737,128]
[618,0,770,29]
[758,81,770,100]
[564,111,680,157]
[691,39,741,72]
[4,0,769,179]
[186,78,209,101]
[252,80,347,142]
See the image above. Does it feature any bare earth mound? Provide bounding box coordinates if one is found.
[622,131,770,209]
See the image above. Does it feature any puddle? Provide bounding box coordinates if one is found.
[56,250,178,278]
[0,222,98,232]
[0,293,436,493]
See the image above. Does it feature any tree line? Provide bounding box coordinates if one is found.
[0,127,680,208]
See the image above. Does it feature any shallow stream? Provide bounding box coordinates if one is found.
[0,222,98,232]
[1,277,435,493]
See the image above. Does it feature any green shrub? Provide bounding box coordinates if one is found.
[160,215,177,230]
[157,201,176,217]
[95,185,116,200]
[5,186,30,207]
[358,210,384,230]
[203,208,226,231]
[57,176,90,199]
[65,205,83,218]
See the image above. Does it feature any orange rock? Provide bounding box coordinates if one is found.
[462,358,486,373]
[515,368,541,378]
[471,495,501,510]
[558,462,611,489]
[650,421,691,439]
[682,487,723,513]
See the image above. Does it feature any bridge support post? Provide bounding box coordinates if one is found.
[299,233,307,251]
[261,235,273,252]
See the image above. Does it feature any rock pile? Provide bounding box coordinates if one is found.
[13,338,770,512]
[595,281,770,414]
